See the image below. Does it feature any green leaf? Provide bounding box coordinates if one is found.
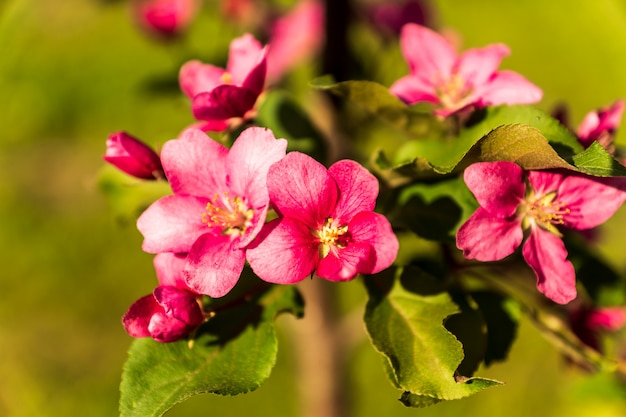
[119,282,304,417]
[364,268,501,406]
[571,141,626,176]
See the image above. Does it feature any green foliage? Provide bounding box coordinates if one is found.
[120,281,304,417]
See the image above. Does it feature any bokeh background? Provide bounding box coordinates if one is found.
[4,0,626,416]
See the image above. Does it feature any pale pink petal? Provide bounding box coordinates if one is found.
[389,75,439,105]
[246,218,319,284]
[267,152,338,228]
[526,170,563,197]
[555,174,626,230]
[522,227,576,304]
[161,128,228,195]
[154,253,190,289]
[464,161,525,217]
[577,112,601,147]
[577,99,624,145]
[328,160,378,223]
[153,286,204,325]
[122,294,160,338]
[348,211,398,274]
[184,233,246,297]
[316,242,372,281]
[455,44,509,87]
[456,208,523,261]
[399,23,456,83]
[473,70,543,107]
[227,33,264,85]
[241,47,267,95]
[137,195,209,253]
[179,60,226,99]
[191,85,259,121]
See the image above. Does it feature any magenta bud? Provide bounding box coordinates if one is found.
[104,131,164,180]
[132,0,200,38]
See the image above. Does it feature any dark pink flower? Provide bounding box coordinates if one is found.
[132,0,200,38]
[577,99,624,151]
[137,127,287,297]
[246,152,398,284]
[266,0,324,83]
[364,0,430,37]
[122,253,204,343]
[570,305,626,351]
[179,34,267,131]
[390,23,542,117]
[103,131,164,180]
[456,161,626,304]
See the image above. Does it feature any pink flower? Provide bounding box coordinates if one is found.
[103,131,164,180]
[122,253,204,343]
[456,161,625,304]
[390,23,543,117]
[179,34,267,132]
[137,127,287,297]
[364,0,430,37]
[246,152,399,284]
[577,99,624,151]
[132,0,199,38]
[570,305,626,351]
[266,0,324,84]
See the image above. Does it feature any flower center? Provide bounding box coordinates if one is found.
[202,192,253,236]
[220,72,232,84]
[520,191,570,235]
[312,217,349,258]
[435,73,471,110]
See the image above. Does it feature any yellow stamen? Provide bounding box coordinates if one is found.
[202,192,253,236]
[312,218,349,258]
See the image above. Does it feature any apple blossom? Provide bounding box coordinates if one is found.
[390,23,543,117]
[246,152,398,284]
[103,131,164,180]
[569,305,626,351]
[577,99,624,151]
[132,0,199,38]
[456,161,626,304]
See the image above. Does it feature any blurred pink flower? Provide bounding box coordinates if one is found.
[266,0,325,83]
[390,23,542,117]
[570,305,626,351]
[577,99,624,151]
[247,152,398,284]
[456,161,625,304]
[179,34,267,132]
[103,131,164,180]
[364,0,430,37]
[137,127,287,297]
[132,0,200,38]
[122,253,204,343]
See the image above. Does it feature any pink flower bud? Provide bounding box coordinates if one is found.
[104,131,164,180]
[132,0,199,38]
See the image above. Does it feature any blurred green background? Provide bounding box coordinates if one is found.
[3,0,626,416]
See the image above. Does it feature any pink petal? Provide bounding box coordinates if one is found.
[464,161,525,217]
[316,242,372,281]
[577,99,625,145]
[122,294,161,338]
[226,33,264,85]
[399,23,456,83]
[184,233,246,297]
[389,75,439,105]
[267,152,338,228]
[161,128,228,196]
[153,286,204,325]
[526,169,563,197]
[246,218,319,284]
[456,207,523,262]
[154,253,190,289]
[586,307,626,331]
[522,227,576,304]
[473,70,543,107]
[103,131,163,180]
[455,44,509,87]
[148,312,189,342]
[348,211,398,274]
[137,195,209,253]
[241,47,267,96]
[179,60,226,99]
[328,159,378,223]
[192,84,259,121]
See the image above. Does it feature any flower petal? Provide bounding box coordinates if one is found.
[456,207,523,261]
[348,211,398,274]
[455,44,509,87]
[328,159,378,222]
[473,70,543,107]
[148,312,189,342]
[161,128,228,196]
[154,253,190,289]
[241,47,267,96]
[267,152,338,227]
[246,218,319,284]
[184,233,246,297]
[464,161,525,217]
[399,23,456,83]
[192,85,258,121]
[178,60,226,99]
[137,195,209,253]
[227,33,264,85]
[389,75,439,105]
[153,286,204,325]
[522,227,576,304]
[122,294,161,338]
[316,242,372,281]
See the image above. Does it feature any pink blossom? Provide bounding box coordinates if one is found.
[246,152,398,284]
[456,161,625,304]
[132,0,199,38]
[577,99,624,151]
[364,0,430,37]
[390,23,543,117]
[103,131,164,180]
[266,0,324,84]
[122,253,204,343]
[569,305,626,351]
[137,127,287,297]
[179,34,267,132]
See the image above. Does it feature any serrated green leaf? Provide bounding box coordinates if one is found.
[364,268,501,405]
[119,283,304,417]
[571,141,626,176]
